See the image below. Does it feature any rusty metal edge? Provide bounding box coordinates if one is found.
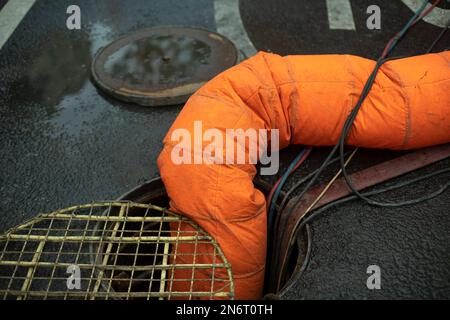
[271,143,450,294]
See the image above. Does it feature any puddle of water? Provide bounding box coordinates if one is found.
[6,22,119,139]
[88,22,115,57]
[20,31,91,110]
[45,80,112,139]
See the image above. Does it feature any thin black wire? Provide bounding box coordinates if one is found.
[279,168,450,296]
[278,56,397,243]
[336,56,432,207]
[273,1,446,289]
[271,57,392,283]
[339,11,449,207]
[272,151,353,258]
[275,0,443,242]
[275,49,448,287]
[426,18,450,53]
[275,12,449,249]
[278,152,353,214]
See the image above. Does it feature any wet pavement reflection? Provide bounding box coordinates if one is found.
[104,35,211,86]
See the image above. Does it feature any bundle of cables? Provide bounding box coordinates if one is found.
[266,0,450,293]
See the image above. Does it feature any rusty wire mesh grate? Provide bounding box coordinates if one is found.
[0,202,234,300]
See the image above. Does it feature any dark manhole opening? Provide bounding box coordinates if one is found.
[114,178,291,299]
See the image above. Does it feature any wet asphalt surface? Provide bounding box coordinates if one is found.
[241,0,450,58]
[0,0,214,230]
[0,0,449,299]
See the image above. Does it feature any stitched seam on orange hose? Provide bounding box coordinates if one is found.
[284,57,300,143]
[438,51,450,66]
[193,90,272,130]
[260,53,289,131]
[193,92,250,115]
[239,54,273,91]
[209,110,247,254]
[245,88,278,130]
[382,63,411,149]
[344,55,358,145]
[373,78,450,89]
[167,196,266,223]
[207,107,263,269]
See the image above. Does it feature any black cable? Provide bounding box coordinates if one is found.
[274,2,446,288]
[275,224,312,296]
[240,49,249,60]
[272,151,353,257]
[276,0,444,233]
[278,151,353,214]
[426,19,450,53]
[278,168,450,296]
[281,20,449,211]
[339,16,450,207]
[278,56,395,240]
[382,0,430,58]
[271,57,386,279]
[338,61,446,206]
[303,168,450,227]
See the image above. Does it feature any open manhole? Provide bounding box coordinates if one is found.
[91,27,238,107]
[119,178,294,298]
[0,177,292,300]
[0,201,234,300]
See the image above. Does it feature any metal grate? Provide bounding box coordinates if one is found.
[0,202,234,300]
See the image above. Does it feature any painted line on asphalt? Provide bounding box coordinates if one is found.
[214,0,258,58]
[326,0,356,30]
[0,0,36,50]
[401,0,450,28]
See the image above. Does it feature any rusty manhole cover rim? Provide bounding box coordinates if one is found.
[91,26,238,107]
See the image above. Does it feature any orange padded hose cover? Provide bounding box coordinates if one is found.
[158,52,450,299]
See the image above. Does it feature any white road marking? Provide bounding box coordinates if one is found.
[0,0,36,50]
[401,0,450,28]
[214,0,257,58]
[326,0,356,30]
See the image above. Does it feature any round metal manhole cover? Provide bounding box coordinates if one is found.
[91,27,238,107]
